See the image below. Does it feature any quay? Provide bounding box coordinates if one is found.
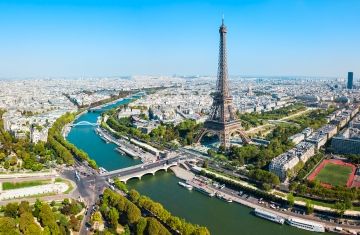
[96,127,157,163]
[116,146,139,159]
[183,175,360,234]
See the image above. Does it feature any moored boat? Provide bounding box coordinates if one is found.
[286,217,325,232]
[254,208,284,225]
[178,181,193,190]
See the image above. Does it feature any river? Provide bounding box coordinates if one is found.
[66,97,325,235]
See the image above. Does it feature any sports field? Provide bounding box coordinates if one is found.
[315,163,352,187]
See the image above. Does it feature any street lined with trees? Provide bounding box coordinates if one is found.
[98,188,210,235]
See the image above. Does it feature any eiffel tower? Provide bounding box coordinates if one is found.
[196,19,251,149]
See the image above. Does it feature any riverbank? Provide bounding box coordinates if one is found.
[182,172,360,234]
[170,164,360,233]
[200,166,360,217]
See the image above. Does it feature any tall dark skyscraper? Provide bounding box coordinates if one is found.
[347,72,354,89]
[196,19,250,148]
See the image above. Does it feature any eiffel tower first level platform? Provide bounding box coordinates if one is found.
[195,18,251,149]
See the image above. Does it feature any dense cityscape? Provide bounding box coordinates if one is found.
[1,1,360,235]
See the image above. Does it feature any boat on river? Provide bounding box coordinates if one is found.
[254,208,284,224]
[178,181,193,190]
[286,217,325,232]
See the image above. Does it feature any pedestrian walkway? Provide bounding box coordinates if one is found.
[171,166,194,181]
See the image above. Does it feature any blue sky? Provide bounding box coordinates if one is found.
[0,0,359,78]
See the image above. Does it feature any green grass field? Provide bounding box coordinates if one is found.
[2,180,50,190]
[315,163,352,187]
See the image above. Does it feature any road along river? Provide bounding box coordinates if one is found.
[67,97,329,235]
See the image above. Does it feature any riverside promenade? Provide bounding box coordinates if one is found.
[181,174,360,234]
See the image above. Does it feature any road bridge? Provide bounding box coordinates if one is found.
[101,156,183,183]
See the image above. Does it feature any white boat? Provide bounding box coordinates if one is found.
[178,182,193,190]
[286,217,325,233]
[254,208,285,225]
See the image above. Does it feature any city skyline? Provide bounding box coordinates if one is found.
[0,0,359,78]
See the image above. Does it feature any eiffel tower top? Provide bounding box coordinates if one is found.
[220,15,227,32]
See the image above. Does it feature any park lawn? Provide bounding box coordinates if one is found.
[315,163,352,187]
[2,180,50,190]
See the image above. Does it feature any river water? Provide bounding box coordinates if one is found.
[67,98,325,235]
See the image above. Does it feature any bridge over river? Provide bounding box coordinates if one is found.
[70,121,98,127]
[100,156,184,183]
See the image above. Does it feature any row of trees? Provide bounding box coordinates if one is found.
[0,198,84,235]
[128,189,210,235]
[248,169,281,190]
[289,180,360,201]
[199,170,284,204]
[113,178,129,193]
[100,189,170,235]
[100,189,210,235]
[47,112,97,168]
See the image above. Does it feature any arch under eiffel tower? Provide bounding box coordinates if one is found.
[196,19,251,149]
